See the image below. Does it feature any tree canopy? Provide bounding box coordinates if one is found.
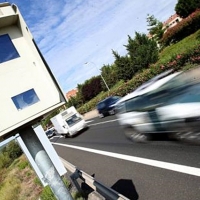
[112,50,134,81]
[81,76,102,102]
[146,14,165,42]
[125,32,159,70]
[175,0,200,18]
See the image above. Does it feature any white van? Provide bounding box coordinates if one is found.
[50,106,88,137]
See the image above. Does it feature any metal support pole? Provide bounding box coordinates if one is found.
[19,126,73,200]
[100,74,110,92]
[85,61,110,91]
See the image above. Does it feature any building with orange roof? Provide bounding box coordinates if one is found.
[66,88,78,100]
[147,13,182,40]
[163,13,182,31]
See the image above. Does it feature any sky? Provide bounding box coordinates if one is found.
[2,0,178,93]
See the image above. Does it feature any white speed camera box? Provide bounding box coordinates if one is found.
[0,3,66,137]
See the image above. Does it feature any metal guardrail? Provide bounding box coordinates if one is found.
[60,157,130,200]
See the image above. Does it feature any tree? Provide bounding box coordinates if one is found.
[112,50,134,81]
[125,32,159,70]
[146,14,165,42]
[66,96,77,107]
[175,0,200,18]
[81,76,102,102]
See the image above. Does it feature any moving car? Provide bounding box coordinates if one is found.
[45,127,56,138]
[115,67,200,143]
[96,96,121,118]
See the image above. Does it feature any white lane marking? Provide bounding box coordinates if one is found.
[49,135,64,140]
[86,120,94,123]
[52,142,200,177]
[89,119,118,126]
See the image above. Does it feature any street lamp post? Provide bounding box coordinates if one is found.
[85,62,110,91]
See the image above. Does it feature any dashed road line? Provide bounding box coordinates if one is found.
[88,119,118,126]
[85,120,94,123]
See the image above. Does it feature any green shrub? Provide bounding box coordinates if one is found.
[0,141,23,169]
[0,176,21,200]
[0,153,11,169]
[40,185,56,200]
[34,177,43,186]
[17,160,29,170]
[26,171,32,177]
[12,158,20,166]
[63,176,71,188]
[159,29,200,64]
[3,141,23,161]
[161,9,200,46]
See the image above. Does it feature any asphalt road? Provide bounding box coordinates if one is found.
[50,115,200,200]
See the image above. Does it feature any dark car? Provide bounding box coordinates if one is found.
[45,127,56,138]
[96,96,121,118]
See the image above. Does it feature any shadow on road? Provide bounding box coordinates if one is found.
[111,179,139,200]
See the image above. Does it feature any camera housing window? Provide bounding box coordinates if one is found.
[11,89,40,110]
[0,34,20,63]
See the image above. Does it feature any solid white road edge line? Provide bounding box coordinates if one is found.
[52,142,200,177]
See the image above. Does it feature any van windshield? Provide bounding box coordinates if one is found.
[66,114,82,127]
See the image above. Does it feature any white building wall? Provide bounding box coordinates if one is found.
[0,3,66,137]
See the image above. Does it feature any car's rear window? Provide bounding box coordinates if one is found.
[97,102,106,109]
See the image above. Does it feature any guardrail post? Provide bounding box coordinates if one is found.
[70,169,83,193]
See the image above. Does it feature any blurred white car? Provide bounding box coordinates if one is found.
[115,67,200,143]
